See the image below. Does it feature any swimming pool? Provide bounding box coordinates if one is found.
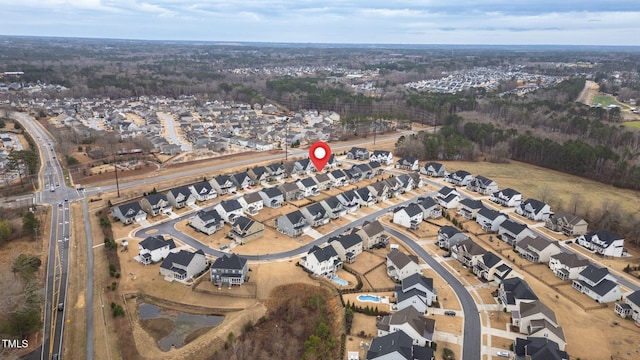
[332,276,348,286]
[357,294,381,303]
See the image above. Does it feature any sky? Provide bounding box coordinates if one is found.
[0,1,639,46]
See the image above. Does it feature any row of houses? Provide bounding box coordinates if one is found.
[392,196,442,230]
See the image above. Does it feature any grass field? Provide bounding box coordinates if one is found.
[440,160,640,213]
[592,94,620,107]
[621,120,640,129]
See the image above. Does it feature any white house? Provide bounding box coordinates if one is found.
[237,192,264,215]
[456,198,484,220]
[137,235,176,265]
[377,306,435,347]
[159,249,208,283]
[437,225,469,250]
[572,265,622,303]
[498,219,535,246]
[370,150,393,165]
[189,209,224,235]
[214,199,244,223]
[300,245,342,277]
[515,236,562,263]
[386,249,420,282]
[393,204,424,230]
[445,169,473,186]
[421,162,446,177]
[466,175,498,195]
[166,186,196,209]
[476,207,508,232]
[111,201,147,225]
[395,157,419,171]
[189,181,217,202]
[436,186,460,209]
[614,290,640,322]
[548,252,590,280]
[576,230,624,257]
[489,188,522,207]
[394,273,438,314]
[515,198,552,222]
[498,277,539,312]
[329,234,363,263]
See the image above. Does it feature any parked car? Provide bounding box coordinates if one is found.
[565,240,573,244]
[496,350,510,357]
[444,310,456,316]
[58,303,64,311]
[443,253,451,258]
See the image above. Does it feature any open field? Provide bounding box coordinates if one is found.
[592,94,625,108]
[438,160,640,213]
[622,120,640,129]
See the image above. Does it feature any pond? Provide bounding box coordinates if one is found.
[138,302,225,351]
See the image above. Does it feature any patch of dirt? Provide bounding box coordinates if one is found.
[140,317,175,342]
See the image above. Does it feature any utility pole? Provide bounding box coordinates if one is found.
[285,118,289,161]
[112,149,120,198]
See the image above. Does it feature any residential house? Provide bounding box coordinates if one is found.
[189,181,217,202]
[452,238,486,267]
[368,181,390,202]
[355,220,389,249]
[248,166,269,185]
[572,265,622,303]
[474,252,514,283]
[159,249,207,283]
[237,192,263,215]
[166,186,196,209]
[111,201,147,224]
[499,277,539,312]
[475,207,508,232]
[515,236,562,263]
[328,169,349,187]
[395,157,419,171]
[320,196,347,219]
[466,175,498,195]
[394,174,414,193]
[214,199,244,223]
[445,169,473,186]
[313,173,333,190]
[228,216,264,244]
[512,300,559,334]
[516,198,552,221]
[346,146,369,160]
[407,172,424,189]
[355,187,377,207]
[576,230,625,257]
[231,172,254,190]
[329,234,363,263]
[377,306,435,347]
[435,186,460,209]
[548,252,590,280]
[279,181,304,201]
[370,150,393,165]
[545,211,588,236]
[137,235,176,265]
[384,177,403,198]
[614,290,640,322]
[140,193,172,216]
[393,204,424,230]
[489,188,522,207]
[349,163,374,181]
[292,158,314,176]
[417,196,442,219]
[456,198,484,220]
[513,337,569,360]
[265,163,286,181]
[337,190,361,213]
[296,177,320,197]
[323,153,339,170]
[258,187,284,208]
[301,203,330,227]
[367,330,434,360]
[394,273,438,313]
[300,245,342,276]
[498,219,535,246]
[369,161,384,176]
[386,249,421,282]
[210,253,249,287]
[210,175,237,195]
[437,226,469,250]
[514,306,566,350]
[421,161,446,177]
[276,210,310,237]
[189,209,224,235]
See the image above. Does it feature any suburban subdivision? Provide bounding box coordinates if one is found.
[1,38,640,360]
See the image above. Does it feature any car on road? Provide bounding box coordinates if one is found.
[220,245,229,251]
[496,350,510,357]
[444,310,456,316]
[443,253,451,258]
[565,240,573,244]
[58,303,64,311]
[64,198,68,202]
[58,202,62,207]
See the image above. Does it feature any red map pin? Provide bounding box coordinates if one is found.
[309,141,331,172]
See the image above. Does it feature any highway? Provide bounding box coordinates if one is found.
[11,113,81,360]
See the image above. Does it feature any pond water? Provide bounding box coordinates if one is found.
[138,302,224,351]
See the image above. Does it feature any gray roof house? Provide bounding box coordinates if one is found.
[436,186,460,209]
[466,175,498,195]
[346,146,369,160]
[276,210,310,237]
[476,207,508,232]
[355,220,389,249]
[313,173,333,190]
[437,225,470,250]
[513,337,569,360]
[159,249,207,283]
[210,174,237,195]
[111,201,147,225]
[498,219,535,246]
[386,249,421,282]
[499,277,539,312]
[377,305,435,347]
[576,229,624,258]
[329,233,363,263]
[474,252,514,283]
[545,211,588,236]
[138,235,176,265]
[320,196,347,219]
[189,209,224,235]
[445,169,473,186]
[489,188,522,207]
[456,198,484,220]
[237,192,264,215]
[258,187,284,208]
[296,177,320,197]
[614,290,640,322]
[189,181,217,202]
[393,204,424,230]
[548,252,590,280]
[421,161,446,177]
[301,203,331,227]
[279,181,304,201]
[394,273,438,313]
[355,187,377,207]
[337,190,361,213]
[166,186,196,209]
[516,198,552,222]
[452,238,486,267]
[417,196,442,219]
[367,330,434,360]
[214,199,244,223]
[572,265,622,303]
[140,193,172,217]
[328,169,349,187]
[231,171,255,190]
[370,150,393,165]
[228,216,264,244]
[515,236,562,263]
[395,157,419,171]
[248,166,269,185]
[210,253,249,287]
[300,245,342,276]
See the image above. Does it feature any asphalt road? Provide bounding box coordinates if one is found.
[11,113,81,360]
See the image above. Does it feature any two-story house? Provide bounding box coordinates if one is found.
[515,236,562,263]
[499,277,539,312]
[475,207,508,232]
[237,192,263,215]
[232,171,255,190]
[370,150,393,165]
[377,306,435,347]
[346,146,369,160]
[474,252,514,283]
[337,190,360,213]
[572,265,622,303]
[258,187,284,208]
[189,209,224,235]
[445,169,473,186]
[417,196,442,219]
[140,193,172,216]
[214,199,244,223]
[386,249,421,282]
[159,249,207,283]
[437,226,469,250]
[320,196,347,219]
[276,210,310,237]
[188,181,217,202]
[368,181,390,202]
[545,211,588,236]
[435,186,460,209]
[394,273,438,313]
[248,166,269,185]
[355,220,388,249]
[421,161,446,177]
[498,219,535,246]
[576,229,625,257]
[515,198,552,222]
[328,169,349,187]
[166,186,196,209]
[367,330,434,360]
[111,201,147,225]
[466,175,499,195]
[548,252,590,280]
[393,204,424,230]
[300,245,342,277]
[137,235,176,265]
[355,187,377,207]
[614,290,640,322]
[301,203,330,227]
[228,216,264,244]
[329,233,363,263]
[456,198,484,220]
[313,173,333,190]
[279,181,304,201]
[395,157,419,171]
[489,188,522,207]
[210,253,249,287]
[452,238,486,267]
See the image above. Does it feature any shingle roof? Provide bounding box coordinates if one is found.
[495,188,520,198]
[550,252,589,268]
[387,249,418,270]
[139,235,175,251]
[232,216,254,231]
[402,273,435,293]
[584,229,623,246]
[366,330,413,360]
[626,290,640,307]
[501,277,538,304]
[458,197,483,210]
[195,209,222,223]
[481,252,502,268]
[219,199,242,212]
[211,253,247,271]
[417,196,437,209]
[260,187,283,198]
[242,191,262,204]
[500,219,529,235]
[335,234,362,249]
[361,220,384,237]
[143,193,168,205]
[478,206,504,221]
[308,245,338,262]
[519,300,558,324]
[160,249,203,269]
[439,225,461,238]
[168,185,192,198]
[116,201,143,217]
[285,210,306,224]
[579,264,610,284]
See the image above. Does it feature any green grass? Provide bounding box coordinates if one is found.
[621,121,640,129]
[592,95,628,109]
